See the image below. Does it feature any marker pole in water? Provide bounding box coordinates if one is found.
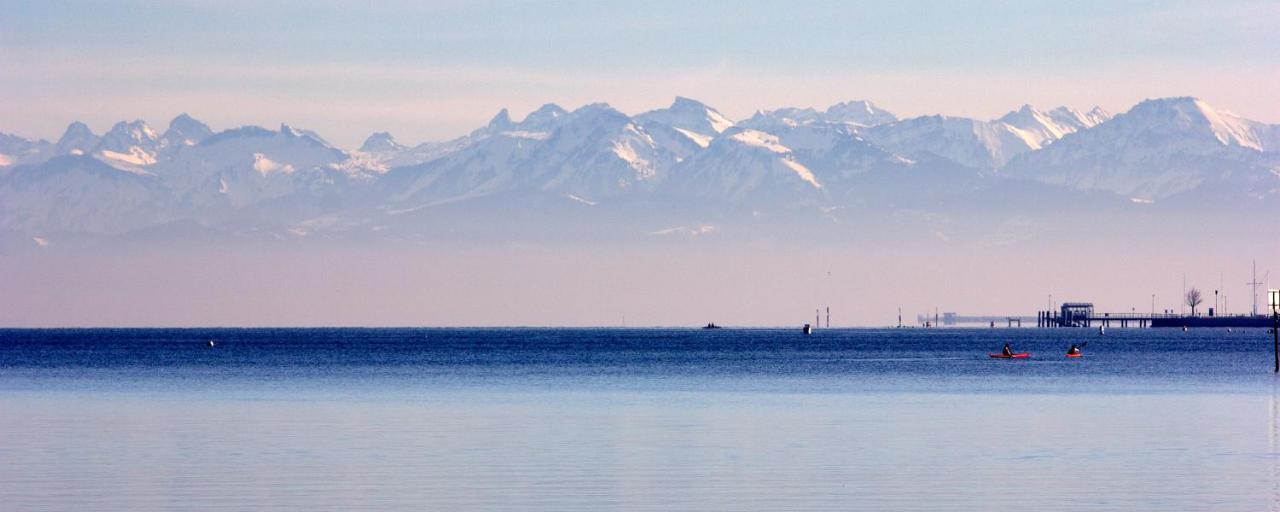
[1270,289,1280,373]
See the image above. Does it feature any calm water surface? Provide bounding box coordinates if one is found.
[2,328,1279,511]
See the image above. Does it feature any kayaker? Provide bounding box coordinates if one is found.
[1002,343,1013,357]
[1067,344,1080,356]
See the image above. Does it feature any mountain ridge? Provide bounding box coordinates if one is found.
[2,96,1277,239]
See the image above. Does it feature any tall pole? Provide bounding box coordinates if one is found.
[1249,260,1261,316]
[1270,288,1279,373]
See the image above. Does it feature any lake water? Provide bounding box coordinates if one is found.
[2,327,1279,511]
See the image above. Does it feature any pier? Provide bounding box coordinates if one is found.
[1036,302,1273,328]
[919,302,1274,329]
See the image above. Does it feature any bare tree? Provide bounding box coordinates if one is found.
[1185,287,1204,316]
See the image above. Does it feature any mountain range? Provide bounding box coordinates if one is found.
[2,96,1277,242]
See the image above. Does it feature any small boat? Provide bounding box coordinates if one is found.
[1066,352,1082,358]
[803,324,812,335]
[989,353,1030,359]
[702,323,722,329]
[207,340,216,348]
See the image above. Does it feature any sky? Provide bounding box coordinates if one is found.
[2,0,1279,149]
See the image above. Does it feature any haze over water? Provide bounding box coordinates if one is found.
[3,327,1279,511]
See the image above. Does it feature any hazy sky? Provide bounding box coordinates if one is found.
[3,0,1278,149]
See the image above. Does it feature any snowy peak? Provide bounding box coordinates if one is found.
[636,96,734,145]
[0,133,50,167]
[485,108,514,132]
[95,120,163,167]
[1002,96,1280,199]
[100,120,160,148]
[634,97,734,153]
[997,105,1093,148]
[665,127,823,203]
[864,115,1036,169]
[279,124,327,145]
[1084,107,1112,125]
[55,121,99,155]
[359,132,405,153]
[1123,97,1268,151]
[739,107,823,132]
[518,103,568,131]
[163,113,213,148]
[824,100,897,126]
[472,104,568,137]
[740,100,896,132]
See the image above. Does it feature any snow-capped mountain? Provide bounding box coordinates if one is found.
[162,114,213,151]
[997,105,1110,148]
[861,115,1037,169]
[632,97,735,163]
[664,128,824,204]
[824,100,899,126]
[766,122,917,195]
[157,123,362,212]
[0,133,51,169]
[636,97,734,144]
[383,103,675,208]
[1002,97,1280,200]
[95,120,164,168]
[359,132,404,153]
[740,100,897,133]
[0,154,168,233]
[2,96,1276,239]
[54,121,99,156]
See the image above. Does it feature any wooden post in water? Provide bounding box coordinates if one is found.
[1272,309,1278,373]
[1270,289,1279,373]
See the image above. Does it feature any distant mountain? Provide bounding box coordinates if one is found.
[664,128,824,205]
[0,132,50,169]
[861,115,1037,169]
[95,119,163,167]
[1002,97,1280,200]
[997,105,1110,148]
[740,100,897,132]
[824,100,899,126]
[383,103,675,208]
[162,114,213,151]
[1,96,1276,239]
[636,97,734,143]
[54,121,99,156]
[359,132,404,153]
[0,154,167,233]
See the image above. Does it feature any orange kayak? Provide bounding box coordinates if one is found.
[1066,352,1082,358]
[989,353,1030,359]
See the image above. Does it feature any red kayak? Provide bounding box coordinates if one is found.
[989,353,1030,359]
[1066,353,1082,358]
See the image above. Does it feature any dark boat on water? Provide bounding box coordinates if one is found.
[702,323,722,329]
